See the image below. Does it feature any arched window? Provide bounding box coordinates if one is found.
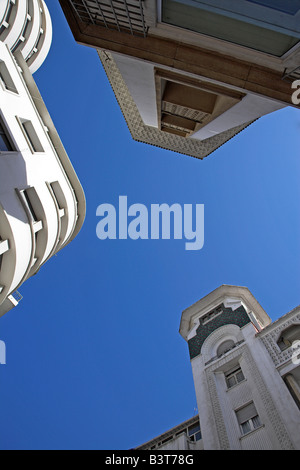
[217,339,235,357]
[277,324,300,351]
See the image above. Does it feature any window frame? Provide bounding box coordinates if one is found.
[0,116,16,152]
[16,117,44,153]
[0,60,18,94]
[18,188,43,233]
[225,366,245,389]
[235,402,262,436]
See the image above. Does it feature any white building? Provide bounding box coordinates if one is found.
[0,1,86,316]
[137,285,300,450]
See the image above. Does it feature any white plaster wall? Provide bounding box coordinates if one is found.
[192,95,285,140]
[112,53,158,127]
[191,354,221,450]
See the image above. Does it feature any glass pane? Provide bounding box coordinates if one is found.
[227,376,236,388]
[236,370,245,383]
[246,0,300,15]
[241,421,251,435]
[252,415,261,429]
[188,424,200,435]
[162,0,299,56]
[0,133,12,151]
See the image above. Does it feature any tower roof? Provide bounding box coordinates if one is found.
[179,285,271,341]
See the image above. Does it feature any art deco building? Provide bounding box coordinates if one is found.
[136,285,300,450]
[0,1,86,316]
[59,0,300,159]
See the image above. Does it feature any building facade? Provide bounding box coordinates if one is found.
[59,0,300,159]
[137,285,300,450]
[0,1,86,316]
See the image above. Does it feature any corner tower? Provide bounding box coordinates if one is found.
[180,285,300,450]
[0,0,52,73]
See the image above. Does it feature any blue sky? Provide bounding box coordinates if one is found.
[0,1,299,450]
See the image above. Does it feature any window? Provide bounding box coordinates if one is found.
[49,181,66,217]
[236,402,261,435]
[202,304,224,325]
[19,188,43,232]
[162,0,300,57]
[0,118,15,151]
[17,118,44,153]
[0,61,18,93]
[188,423,201,441]
[225,366,245,389]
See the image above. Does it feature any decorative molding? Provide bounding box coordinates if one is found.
[259,310,300,367]
[241,347,295,450]
[205,366,231,450]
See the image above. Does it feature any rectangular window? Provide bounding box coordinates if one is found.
[0,118,15,151]
[225,366,245,389]
[49,181,65,216]
[17,118,44,153]
[188,423,201,441]
[19,188,43,232]
[0,60,18,93]
[162,0,300,57]
[21,189,38,222]
[236,402,261,435]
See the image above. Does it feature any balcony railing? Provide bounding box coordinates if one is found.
[69,0,148,37]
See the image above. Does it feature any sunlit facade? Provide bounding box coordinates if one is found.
[0,2,86,316]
